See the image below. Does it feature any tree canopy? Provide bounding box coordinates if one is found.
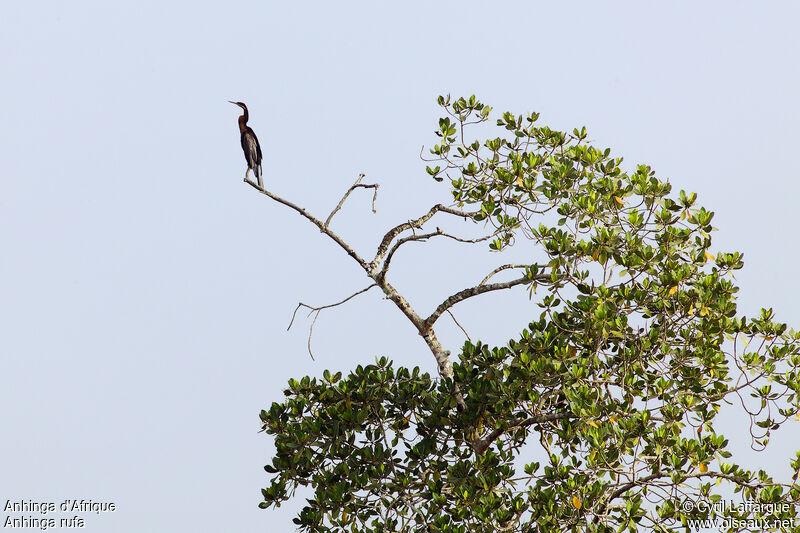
[255,96,800,532]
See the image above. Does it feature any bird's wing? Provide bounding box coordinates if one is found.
[244,130,262,169]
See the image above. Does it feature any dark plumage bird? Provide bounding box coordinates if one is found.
[228,101,263,187]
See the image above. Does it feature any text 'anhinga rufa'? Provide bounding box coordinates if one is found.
[228,101,263,187]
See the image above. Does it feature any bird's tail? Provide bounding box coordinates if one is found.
[256,164,263,188]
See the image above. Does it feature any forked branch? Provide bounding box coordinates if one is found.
[379,227,498,280]
[371,204,478,271]
[246,177,542,412]
[287,284,379,360]
[324,173,379,228]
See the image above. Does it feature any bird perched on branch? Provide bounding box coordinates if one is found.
[228,101,263,187]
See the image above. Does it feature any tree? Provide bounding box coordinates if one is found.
[254,96,800,532]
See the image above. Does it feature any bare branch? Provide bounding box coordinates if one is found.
[286,284,378,360]
[479,264,529,286]
[446,310,471,341]
[246,179,471,409]
[371,204,479,271]
[245,179,370,271]
[378,231,438,279]
[379,227,497,280]
[425,276,530,327]
[434,227,497,245]
[372,206,442,268]
[324,173,379,228]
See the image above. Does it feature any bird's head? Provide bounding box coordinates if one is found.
[228,101,248,111]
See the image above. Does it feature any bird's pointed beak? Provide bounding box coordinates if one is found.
[227,100,236,105]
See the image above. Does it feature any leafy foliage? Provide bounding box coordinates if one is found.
[260,96,800,531]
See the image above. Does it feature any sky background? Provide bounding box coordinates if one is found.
[2,2,799,531]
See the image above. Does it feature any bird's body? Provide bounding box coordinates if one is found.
[228,101,263,187]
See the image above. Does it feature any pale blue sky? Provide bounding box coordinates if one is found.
[2,2,799,531]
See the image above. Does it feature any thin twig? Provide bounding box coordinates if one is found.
[446,310,471,341]
[434,227,497,244]
[324,173,379,228]
[286,283,378,330]
[479,264,529,286]
[287,284,378,360]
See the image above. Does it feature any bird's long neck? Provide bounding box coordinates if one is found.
[238,105,249,127]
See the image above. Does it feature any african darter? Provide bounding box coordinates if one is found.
[228,101,263,187]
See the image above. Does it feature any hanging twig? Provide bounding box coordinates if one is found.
[446,310,471,341]
[287,284,378,360]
